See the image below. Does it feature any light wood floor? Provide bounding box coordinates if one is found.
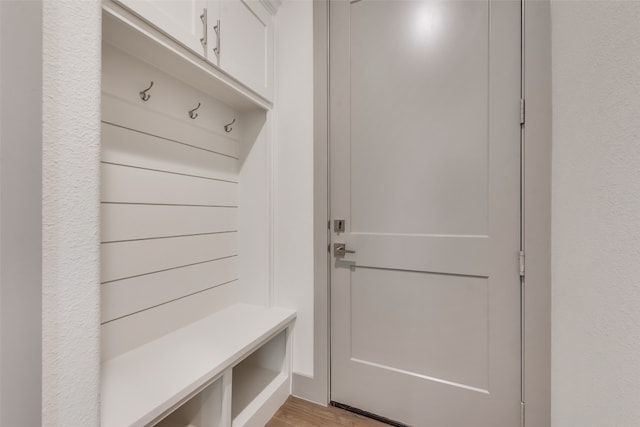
[266,396,389,427]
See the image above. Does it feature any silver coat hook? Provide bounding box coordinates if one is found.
[189,102,201,119]
[139,81,154,102]
[224,118,236,133]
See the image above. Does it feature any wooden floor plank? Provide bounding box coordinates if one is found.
[266,396,389,427]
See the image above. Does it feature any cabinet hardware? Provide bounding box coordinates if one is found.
[213,20,221,57]
[188,102,201,120]
[224,118,236,133]
[200,9,208,49]
[139,81,154,102]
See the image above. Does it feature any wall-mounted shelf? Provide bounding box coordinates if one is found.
[101,304,295,427]
[103,1,272,112]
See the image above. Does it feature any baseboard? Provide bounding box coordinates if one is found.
[292,372,328,406]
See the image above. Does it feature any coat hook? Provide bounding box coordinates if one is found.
[224,118,236,133]
[189,102,201,119]
[139,81,154,102]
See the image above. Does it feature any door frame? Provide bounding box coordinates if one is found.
[293,1,551,425]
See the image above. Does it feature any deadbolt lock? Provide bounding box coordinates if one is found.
[334,219,345,233]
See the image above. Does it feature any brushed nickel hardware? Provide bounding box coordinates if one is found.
[213,19,221,57]
[224,118,236,133]
[334,219,345,233]
[200,9,208,48]
[188,102,201,119]
[139,81,154,102]
[334,243,355,258]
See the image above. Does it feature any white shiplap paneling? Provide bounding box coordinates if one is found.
[102,43,246,141]
[101,256,238,323]
[102,93,242,155]
[102,122,239,182]
[101,232,238,283]
[101,163,237,206]
[101,282,242,360]
[101,204,237,242]
[101,45,242,359]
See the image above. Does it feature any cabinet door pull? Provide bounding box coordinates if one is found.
[200,9,208,49]
[213,20,221,57]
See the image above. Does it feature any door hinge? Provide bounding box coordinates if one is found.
[519,251,525,277]
[521,401,525,427]
[520,99,525,125]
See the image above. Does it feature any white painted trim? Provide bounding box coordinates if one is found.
[522,0,552,425]
[260,0,283,16]
[268,110,276,308]
[292,0,330,405]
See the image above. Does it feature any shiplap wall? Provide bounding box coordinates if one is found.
[101,44,245,360]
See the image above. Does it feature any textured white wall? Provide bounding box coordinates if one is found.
[551,2,640,426]
[42,1,102,426]
[273,0,315,377]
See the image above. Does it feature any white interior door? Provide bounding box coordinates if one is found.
[329,1,522,426]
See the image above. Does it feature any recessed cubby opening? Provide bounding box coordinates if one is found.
[156,378,225,427]
[232,330,288,425]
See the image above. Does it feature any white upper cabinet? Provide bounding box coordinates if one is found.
[113,0,276,102]
[114,0,208,56]
[216,0,274,100]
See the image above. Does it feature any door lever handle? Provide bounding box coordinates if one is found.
[334,243,355,258]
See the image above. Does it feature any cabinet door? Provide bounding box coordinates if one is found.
[115,0,208,56]
[218,0,273,100]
